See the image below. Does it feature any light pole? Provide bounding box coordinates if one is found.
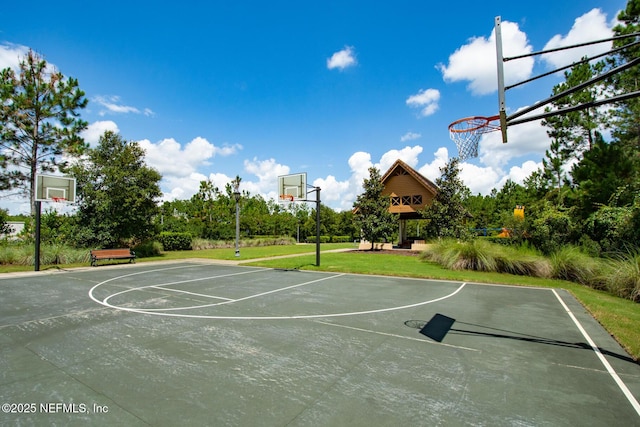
[233,183,241,257]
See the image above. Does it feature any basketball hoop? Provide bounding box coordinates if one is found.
[448,115,501,160]
[51,197,66,203]
[279,194,295,208]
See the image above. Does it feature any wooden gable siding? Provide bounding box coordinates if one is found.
[383,173,435,214]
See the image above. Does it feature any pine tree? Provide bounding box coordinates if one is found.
[0,50,88,214]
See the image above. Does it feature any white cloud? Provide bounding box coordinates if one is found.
[542,9,613,69]
[418,147,449,181]
[327,46,357,70]
[138,136,242,204]
[400,132,421,142]
[0,43,59,77]
[378,145,423,172]
[459,162,501,195]
[406,88,440,117]
[0,43,29,71]
[140,137,209,177]
[81,121,119,146]
[243,157,291,199]
[478,116,549,170]
[439,20,534,95]
[93,95,154,117]
[313,175,351,203]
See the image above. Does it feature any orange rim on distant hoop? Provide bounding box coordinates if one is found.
[279,194,295,202]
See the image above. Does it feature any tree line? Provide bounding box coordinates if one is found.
[1,1,639,255]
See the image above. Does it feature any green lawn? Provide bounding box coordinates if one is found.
[1,243,638,360]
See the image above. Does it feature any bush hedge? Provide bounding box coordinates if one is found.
[158,232,192,251]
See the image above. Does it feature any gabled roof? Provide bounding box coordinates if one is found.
[381,159,438,194]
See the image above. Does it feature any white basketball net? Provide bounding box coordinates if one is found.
[448,116,500,160]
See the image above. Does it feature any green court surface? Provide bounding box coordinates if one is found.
[1,261,639,426]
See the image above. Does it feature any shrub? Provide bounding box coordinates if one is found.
[191,237,296,250]
[133,240,163,258]
[159,232,192,251]
[305,236,331,243]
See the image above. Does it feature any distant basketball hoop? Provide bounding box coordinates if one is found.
[278,193,295,207]
[35,174,76,204]
[448,115,501,160]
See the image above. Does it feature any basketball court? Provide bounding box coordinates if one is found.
[1,261,639,425]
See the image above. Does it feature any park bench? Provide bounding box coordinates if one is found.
[90,248,136,267]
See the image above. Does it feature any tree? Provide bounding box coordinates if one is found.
[69,131,162,247]
[610,0,640,186]
[0,50,88,214]
[421,158,471,240]
[0,208,13,237]
[353,167,397,250]
[571,134,636,218]
[542,60,606,160]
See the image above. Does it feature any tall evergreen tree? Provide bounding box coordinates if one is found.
[571,133,636,218]
[542,60,605,161]
[0,50,88,214]
[353,167,397,250]
[610,0,640,181]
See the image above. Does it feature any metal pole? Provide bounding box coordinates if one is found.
[34,201,41,271]
[315,187,321,267]
[495,16,508,144]
[235,199,240,257]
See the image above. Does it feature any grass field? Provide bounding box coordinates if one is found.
[1,242,638,361]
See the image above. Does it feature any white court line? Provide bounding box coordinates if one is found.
[553,289,640,417]
[97,268,269,311]
[103,272,346,313]
[150,285,235,301]
[313,320,480,352]
[90,265,467,319]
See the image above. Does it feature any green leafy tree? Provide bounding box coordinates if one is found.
[0,208,13,237]
[527,202,578,255]
[0,50,88,214]
[69,131,162,247]
[353,167,397,250]
[421,158,471,240]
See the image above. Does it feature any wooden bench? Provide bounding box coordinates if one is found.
[90,248,136,266]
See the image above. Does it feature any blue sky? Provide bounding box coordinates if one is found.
[0,0,627,214]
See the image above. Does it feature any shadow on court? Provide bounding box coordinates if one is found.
[408,314,639,365]
[1,262,639,426]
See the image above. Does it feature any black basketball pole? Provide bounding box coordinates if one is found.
[315,187,321,267]
[34,200,41,271]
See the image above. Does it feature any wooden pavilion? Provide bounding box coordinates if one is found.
[381,159,438,248]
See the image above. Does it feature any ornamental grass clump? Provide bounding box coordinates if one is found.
[549,246,605,288]
[602,251,640,302]
[422,239,551,278]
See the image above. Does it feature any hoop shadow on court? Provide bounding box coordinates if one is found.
[405,314,638,365]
